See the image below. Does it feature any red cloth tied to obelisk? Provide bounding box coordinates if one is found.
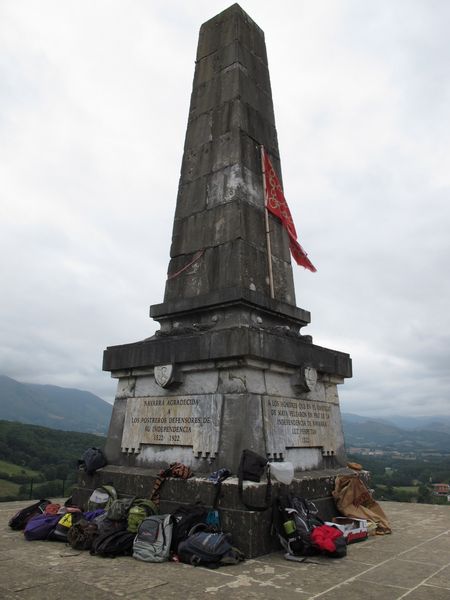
[263,149,316,273]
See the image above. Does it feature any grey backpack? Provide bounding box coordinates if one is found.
[133,514,173,563]
[106,497,134,521]
[87,485,117,512]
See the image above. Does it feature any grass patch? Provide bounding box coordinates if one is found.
[0,459,40,478]
[0,479,21,497]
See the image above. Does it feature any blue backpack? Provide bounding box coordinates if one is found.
[177,525,245,568]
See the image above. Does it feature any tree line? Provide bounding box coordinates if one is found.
[0,420,105,501]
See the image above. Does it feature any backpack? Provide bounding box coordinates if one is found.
[90,529,135,558]
[170,503,210,553]
[81,509,105,521]
[48,511,83,542]
[23,513,61,541]
[94,513,127,536]
[238,449,271,511]
[239,449,267,483]
[67,518,99,550]
[311,525,347,558]
[177,525,245,569]
[78,447,107,476]
[106,497,134,521]
[43,503,61,515]
[56,506,82,516]
[87,485,117,511]
[273,495,323,558]
[133,514,173,563]
[127,499,159,533]
[9,499,50,531]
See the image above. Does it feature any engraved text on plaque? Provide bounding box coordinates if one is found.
[262,396,337,455]
[121,395,223,457]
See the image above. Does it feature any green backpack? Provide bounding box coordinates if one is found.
[106,497,135,521]
[127,499,159,533]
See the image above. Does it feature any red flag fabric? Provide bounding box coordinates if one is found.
[262,148,317,272]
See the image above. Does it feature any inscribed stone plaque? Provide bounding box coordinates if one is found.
[262,396,337,456]
[121,395,223,457]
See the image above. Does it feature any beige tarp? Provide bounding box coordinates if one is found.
[333,474,392,535]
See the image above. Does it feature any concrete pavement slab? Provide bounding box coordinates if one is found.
[0,500,449,599]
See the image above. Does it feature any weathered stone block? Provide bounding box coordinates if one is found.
[194,41,241,88]
[218,366,266,395]
[166,238,291,302]
[196,5,268,67]
[206,163,262,209]
[104,397,128,464]
[170,201,290,264]
[265,371,294,397]
[188,66,275,125]
[183,112,212,150]
[193,40,271,92]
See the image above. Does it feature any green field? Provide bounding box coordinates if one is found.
[377,485,419,493]
[0,479,21,497]
[394,486,419,493]
[0,459,40,478]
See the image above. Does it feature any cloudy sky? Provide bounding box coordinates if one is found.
[1,0,449,417]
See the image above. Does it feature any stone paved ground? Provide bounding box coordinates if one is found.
[0,500,449,599]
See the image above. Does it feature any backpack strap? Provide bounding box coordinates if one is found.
[212,481,222,510]
[150,469,170,507]
[150,463,192,507]
[187,522,210,537]
[238,462,272,512]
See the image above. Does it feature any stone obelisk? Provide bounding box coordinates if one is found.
[76,4,353,557]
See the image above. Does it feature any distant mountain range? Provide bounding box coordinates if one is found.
[0,375,112,434]
[343,412,450,432]
[1,374,449,450]
[342,413,450,452]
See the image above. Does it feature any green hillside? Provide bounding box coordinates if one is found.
[0,375,112,434]
[0,420,105,501]
[0,459,40,478]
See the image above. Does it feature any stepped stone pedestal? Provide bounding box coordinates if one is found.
[73,4,353,557]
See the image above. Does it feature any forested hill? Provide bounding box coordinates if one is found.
[0,420,105,474]
[0,375,112,434]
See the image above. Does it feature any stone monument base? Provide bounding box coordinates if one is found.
[72,464,356,558]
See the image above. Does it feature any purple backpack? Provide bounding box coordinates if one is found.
[24,514,60,541]
[83,509,105,521]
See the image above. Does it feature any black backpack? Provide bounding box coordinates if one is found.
[170,503,210,553]
[90,529,135,558]
[78,447,107,476]
[47,511,84,542]
[8,499,50,531]
[273,494,323,558]
[238,449,271,511]
[94,512,127,537]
